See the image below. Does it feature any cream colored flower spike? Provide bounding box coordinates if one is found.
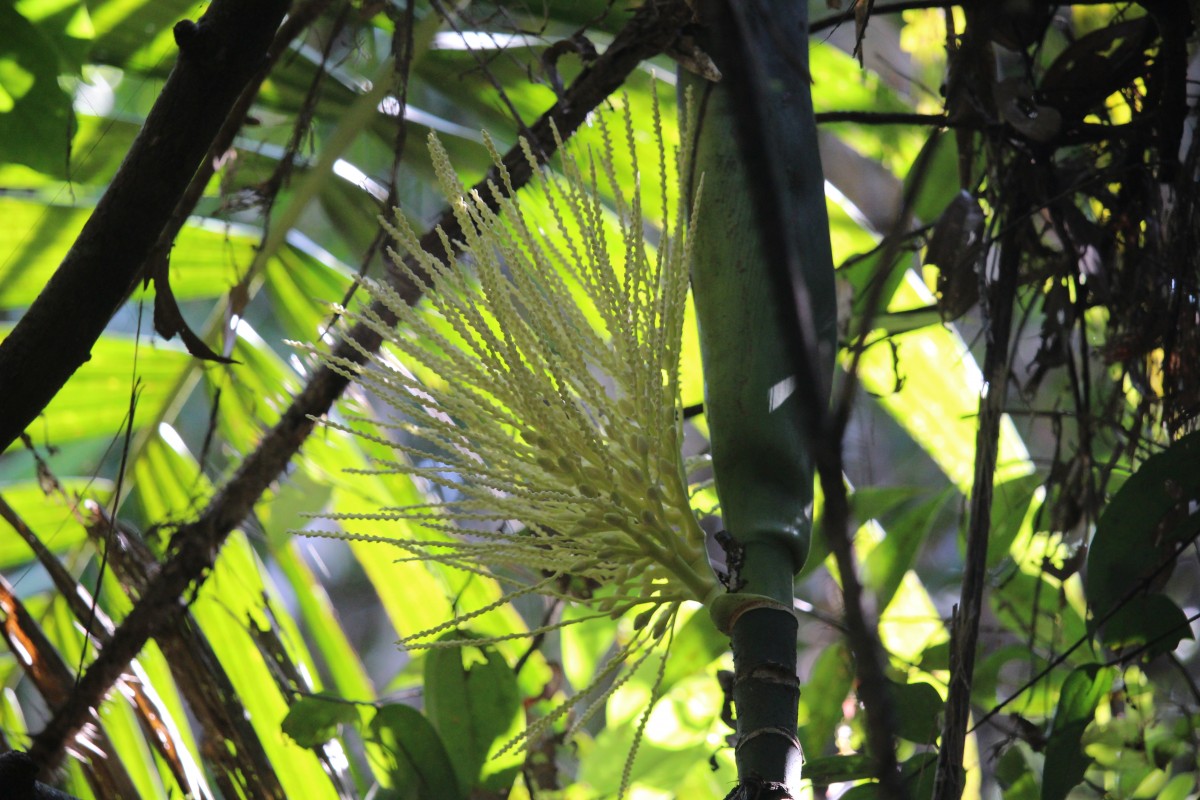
[295,89,713,788]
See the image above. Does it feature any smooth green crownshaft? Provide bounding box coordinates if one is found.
[684,1,837,796]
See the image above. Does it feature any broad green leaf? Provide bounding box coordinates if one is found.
[0,684,29,747]
[424,632,522,792]
[1085,430,1200,621]
[658,604,727,693]
[581,719,729,798]
[560,600,619,694]
[329,487,454,637]
[131,434,339,798]
[843,507,949,665]
[995,746,1040,800]
[260,465,373,703]
[207,320,302,454]
[1100,593,1193,660]
[901,751,938,800]
[797,640,853,759]
[324,417,530,654]
[281,693,360,748]
[991,571,1090,683]
[130,429,211,523]
[94,688,170,798]
[860,487,953,610]
[970,643,1050,716]
[0,479,99,566]
[43,594,167,798]
[802,754,875,786]
[189,529,341,800]
[906,130,962,223]
[885,679,943,744]
[918,639,949,672]
[1126,768,1169,798]
[837,752,937,800]
[810,41,920,170]
[877,567,947,665]
[262,241,353,340]
[272,540,375,698]
[988,473,1043,568]
[366,703,463,800]
[592,632,730,792]
[0,3,80,175]
[849,485,931,523]
[57,114,141,187]
[1042,664,1115,800]
[124,639,209,799]
[87,0,190,63]
[1158,773,1196,800]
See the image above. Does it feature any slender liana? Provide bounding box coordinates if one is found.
[683,2,838,798]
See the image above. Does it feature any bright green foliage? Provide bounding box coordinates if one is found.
[2,3,1200,799]
[1086,430,1200,623]
[424,632,522,791]
[368,703,462,799]
[282,693,360,748]
[1043,665,1117,800]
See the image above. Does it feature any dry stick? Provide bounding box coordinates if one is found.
[82,506,289,798]
[0,499,203,795]
[0,574,141,798]
[931,237,1020,800]
[0,0,290,453]
[931,4,1017,796]
[816,111,954,127]
[26,0,694,768]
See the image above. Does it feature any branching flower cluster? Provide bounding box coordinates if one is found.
[295,94,717,774]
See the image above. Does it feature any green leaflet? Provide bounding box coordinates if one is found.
[1086,430,1200,625]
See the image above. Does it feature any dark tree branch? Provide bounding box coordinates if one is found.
[0,0,292,453]
[26,0,694,768]
[931,236,1018,800]
[930,5,1022,796]
[817,111,953,127]
[143,0,339,297]
[80,505,289,797]
[0,498,206,795]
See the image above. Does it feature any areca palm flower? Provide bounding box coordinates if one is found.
[298,94,717,775]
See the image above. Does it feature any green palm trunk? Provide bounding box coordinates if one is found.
[684,2,837,796]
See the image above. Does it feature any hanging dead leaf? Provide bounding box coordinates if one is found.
[151,254,236,364]
[925,190,984,320]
